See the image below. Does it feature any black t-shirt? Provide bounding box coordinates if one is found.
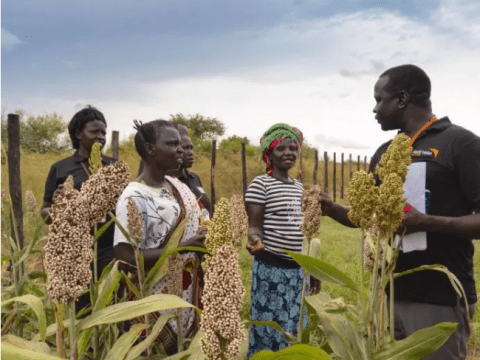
[43,151,116,249]
[369,117,480,306]
[177,170,212,217]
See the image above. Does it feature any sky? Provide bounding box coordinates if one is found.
[2,0,480,157]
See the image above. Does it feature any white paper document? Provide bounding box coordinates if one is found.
[394,162,427,253]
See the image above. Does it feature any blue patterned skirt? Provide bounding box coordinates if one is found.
[247,258,309,358]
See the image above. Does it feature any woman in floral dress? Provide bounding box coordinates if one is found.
[114,119,207,355]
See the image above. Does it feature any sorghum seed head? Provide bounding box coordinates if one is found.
[88,142,103,175]
[200,245,245,359]
[375,173,405,237]
[229,194,248,250]
[301,185,322,242]
[204,198,235,268]
[346,171,379,229]
[127,199,143,246]
[25,190,37,213]
[376,133,412,183]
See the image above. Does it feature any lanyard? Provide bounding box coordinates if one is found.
[408,115,437,147]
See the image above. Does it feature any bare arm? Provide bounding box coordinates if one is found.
[399,207,480,239]
[321,192,357,228]
[245,202,265,255]
[41,201,52,224]
[41,182,67,224]
[114,232,206,272]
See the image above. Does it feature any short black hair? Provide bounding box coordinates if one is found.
[134,119,176,160]
[171,122,189,137]
[68,105,107,149]
[380,65,431,107]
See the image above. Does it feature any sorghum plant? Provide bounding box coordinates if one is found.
[88,142,102,175]
[229,194,248,251]
[201,245,245,360]
[44,160,130,359]
[44,176,93,304]
[204,197,235,268]
[201,197,245,360]
[25,190,37,213]
[298,185,323,340]
[301,185,323,243]
[346,134,409,350]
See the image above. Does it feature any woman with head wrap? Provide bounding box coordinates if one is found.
[244,123,309,357]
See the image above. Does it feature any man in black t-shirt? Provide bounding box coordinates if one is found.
[322,65,480,359]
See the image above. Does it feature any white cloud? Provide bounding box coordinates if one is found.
[433,0,480,40]
[1,28,22,51]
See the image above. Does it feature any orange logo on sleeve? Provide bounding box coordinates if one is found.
[429,148,439,158]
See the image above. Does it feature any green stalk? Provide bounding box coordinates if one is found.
[377,239,387,348]
[389,234,395,340]
[69,300,77,360]
[1,308,17,335]
[367,235,382,347]
[297,273,308,342]
[55,303,66,358]
[134,247,151,356]
[93,327,99,359]
[359,229,369,358]
[93,224,98,282]
[297,237,310,342]
[92,225,99,359]
[177,309,183,353]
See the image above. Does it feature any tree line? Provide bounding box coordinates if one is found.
[1,110,317,158]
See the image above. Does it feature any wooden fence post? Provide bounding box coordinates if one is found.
[7,114,24,249]
[349,154,353,182]
[333,152,336,202]
[364,156,367,171]
[341,153,344,199]
[210,140,216,212]
[313,150,318,185]
[297,148,304,183]
[357,155,361,172]
[111,131,119,160]
[324,151,328,195]
[241,142,247,196]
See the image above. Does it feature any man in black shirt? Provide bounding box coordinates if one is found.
[322,65,480,359]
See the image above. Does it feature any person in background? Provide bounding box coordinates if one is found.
[137,123,212,217]
[244,123,319,358]
[41,105,116,313]
[114,119,206,355]
[322,64,480,359]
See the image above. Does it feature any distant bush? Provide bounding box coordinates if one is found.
[1,110,70,154]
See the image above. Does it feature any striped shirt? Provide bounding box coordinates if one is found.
[244,174,304,261]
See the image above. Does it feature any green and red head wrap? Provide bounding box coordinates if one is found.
[260,123,303,175]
